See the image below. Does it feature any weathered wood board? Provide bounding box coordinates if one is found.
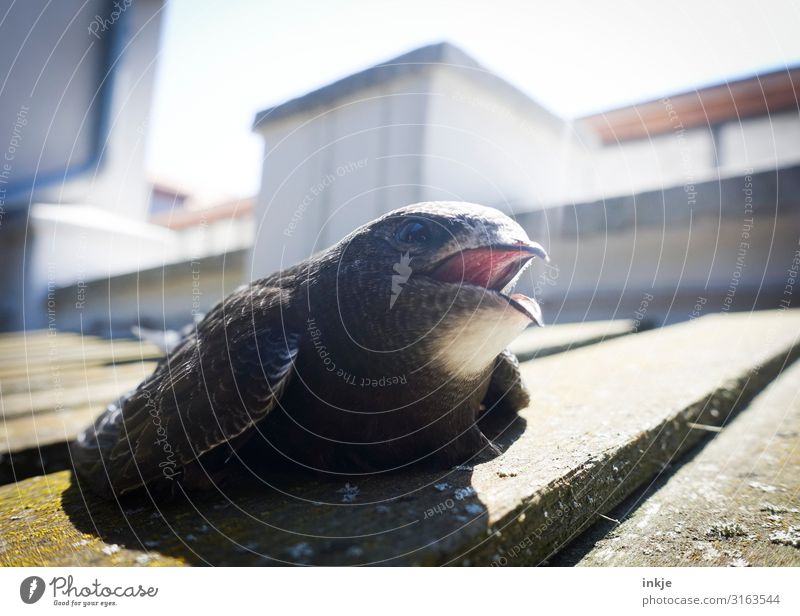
[0,361,158,397]
[0,321,626,486]
[0,332,161,380]
[563,359,800,566]
[509,319,635,361]
[0,322,623,460]
[1,367,156,420]
[0,310,797,566]
[0,332,160,484]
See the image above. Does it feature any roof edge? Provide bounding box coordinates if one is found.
[252,41,566,130]
[578,64,800,121]
[253,42,479,129]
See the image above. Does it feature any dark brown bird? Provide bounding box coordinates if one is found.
[71,202,548,498]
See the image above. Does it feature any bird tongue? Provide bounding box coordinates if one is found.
[429,246,532,290]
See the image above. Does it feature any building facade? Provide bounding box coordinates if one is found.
[251,43,800,325]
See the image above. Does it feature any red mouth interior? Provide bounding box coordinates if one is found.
[429,246,534,291]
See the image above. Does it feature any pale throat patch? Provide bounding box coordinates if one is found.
[435,302,531,376]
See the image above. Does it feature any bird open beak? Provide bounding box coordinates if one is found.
[428,241,548,326]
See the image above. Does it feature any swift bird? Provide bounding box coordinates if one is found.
[71,202,548,497]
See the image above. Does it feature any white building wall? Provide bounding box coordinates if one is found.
[323,86,389,246]
[251,73,429,280]
[28,204,181,330]
[718,110,800,174]
[423,69,586,211]
[42,0,164,221]
[251,58,800,293]
[583,127,715,200]
[579,111,800,202]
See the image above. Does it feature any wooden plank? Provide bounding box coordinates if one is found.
[0,321,627,490]
[0,340,162,378]
[0,310,798,566]
[0,330,83,344]
[0,334,103,357]
[0,473,185,566]
[0,368,153,419]
[0,361,157,396]
[510,319,635,361]
[0,360,157,485]
[0,322,628,455]
[1,406,109,455]
[562,359,800,567]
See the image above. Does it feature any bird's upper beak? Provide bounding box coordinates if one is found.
[429,242,548,287]
[427,240,548,326]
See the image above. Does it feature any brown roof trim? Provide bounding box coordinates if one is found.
[580,66,800,144]
[150,198,254,230]
[150,182,192,199]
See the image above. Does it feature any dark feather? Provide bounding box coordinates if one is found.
[71,284,301,496]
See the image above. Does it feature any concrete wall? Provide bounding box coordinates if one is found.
[718,110,800,175]
[421,69,588,210]
[584,126,714,200]
[251,62,800,328]
[53,249,248,336]
[177,217,254,263]
[0,0,163,219]
[54,0,165,221]
[582,110,800,202]
[0,0,166,332]
[29,205,180,288]
[515,165,800,325]
[251,72,430,279]
[252,62,800,288]
[251,65,589,279]
[0,0,109,207]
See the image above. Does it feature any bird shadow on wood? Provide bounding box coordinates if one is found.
[61,406,526,566]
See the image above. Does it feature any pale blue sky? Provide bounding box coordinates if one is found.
[145,0,800,200]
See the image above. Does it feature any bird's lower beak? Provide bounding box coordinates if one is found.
[508,293,544,327]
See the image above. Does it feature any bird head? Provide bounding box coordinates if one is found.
[314,201,548,375]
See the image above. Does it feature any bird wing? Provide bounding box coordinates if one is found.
[71,284,302,497]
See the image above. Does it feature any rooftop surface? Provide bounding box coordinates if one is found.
[1,310,798,566]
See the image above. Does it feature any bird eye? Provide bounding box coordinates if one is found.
[396,220,431,245]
